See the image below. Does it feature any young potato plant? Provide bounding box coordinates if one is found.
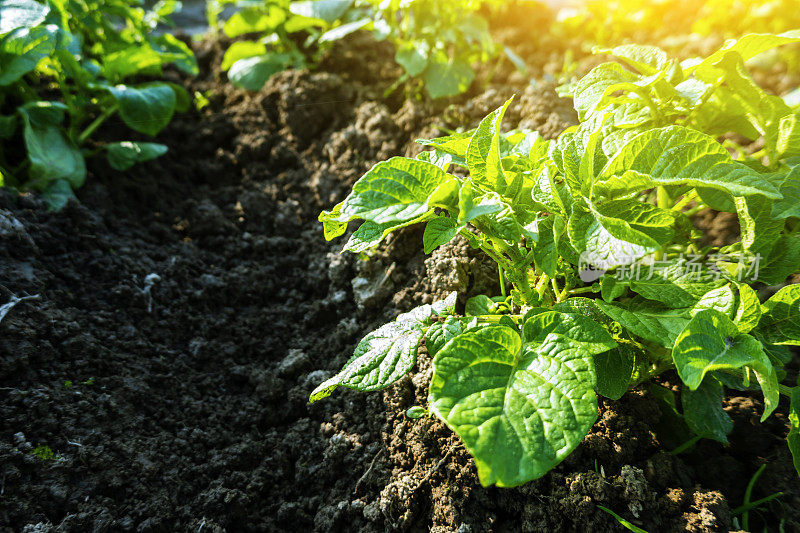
[212,0,512,98]
[362,0,502,99]
[208,0,372,90]
[0,0,196,209]
[310,35,800,488]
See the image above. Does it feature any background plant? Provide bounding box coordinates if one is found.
[209,0,516,98]
[311,31,800,488]
[0,0,196,208]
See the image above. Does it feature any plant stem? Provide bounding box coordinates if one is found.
[673,190,698,212]
[498,265,507,298]
[718,368,793,397]
[535,274,550,299]
[669,435,701,455]
[733,492,783,517]
[568,286,597,295]
[683,203,709,217]
[655,186,672,260]
[77,104,118,145]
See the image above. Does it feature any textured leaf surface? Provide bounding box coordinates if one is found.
[628,261,726,308]
[423,216,460,254]
[466,98,512,194]
[424,57,474,99]
[429,324,601,487]
[672,309,778,421]
[0,26,55,85]
[105,141,167,171]
[338,157,455,225]
[0,0,49,33]
[594,126,781,199]
[228,54,291,91]
[19,109,85,188]
[789,383,800,477]
[107,83,177,136]
[682,377,733,444]
[595,300,690,348]
[757,284,800,345]
[593,344,635,400]
[309,295,455,402]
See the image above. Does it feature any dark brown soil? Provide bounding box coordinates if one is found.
[0,31,797,533]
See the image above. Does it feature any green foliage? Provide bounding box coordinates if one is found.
[0,0,195,208]
[30,444,55,460]
[311,31,800,487]
[211,0,506,98]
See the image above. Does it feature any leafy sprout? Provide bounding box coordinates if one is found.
[310,30,800,489]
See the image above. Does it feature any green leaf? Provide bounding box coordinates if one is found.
[600,275,627,302]
[735,193,784,267]
[17,100,66,127]
[456,186,503,224]
[682,377,733,444]
[593,44,668,74]
[568,207,657,270]
[425,316,473,357]
[309,297,449,402]
[428,324,600,487]
[594,199,680,246]
[343,213,430,253]
[220,40,267,71]
[228,53,292,91]
[150,33,199,76]
[336,156,456,225]
[756,234,800,285]
[594,126,781,200]
[757,284,800,345]
[105,141,167,171]
[223,5,286,38]
[692,285,736,318]
[416,149,453,171]
[465,295,494,316]
[395,43,428,77]
[424,57,474,99]
[107,83,176,136]
[423,216,460,254]
[19,108,85,188]
[689,30,800,80]
[595,299,690,348]
[531,215,565,278]
[627,261,726,308]
[771,164,800,219]
[594,343,635,400]
[318,18,371,43]
[571,62,638,121]
[672,309,778,421]
[0,25,56,85]
[0,0,49,34]
[466,97,512,194]
[522,310,616,359]
[102,44,165,80]
[416,131,473,159]
[290,0,351,24]
[734,284,762,334]
[789,382,800,477]
[319,201,347,240]
[777,114,800,160]
[41,178,75,211]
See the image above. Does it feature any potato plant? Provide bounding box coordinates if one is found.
[0,0,196,208]
[309,31,800,488]
[211,0,510,98]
